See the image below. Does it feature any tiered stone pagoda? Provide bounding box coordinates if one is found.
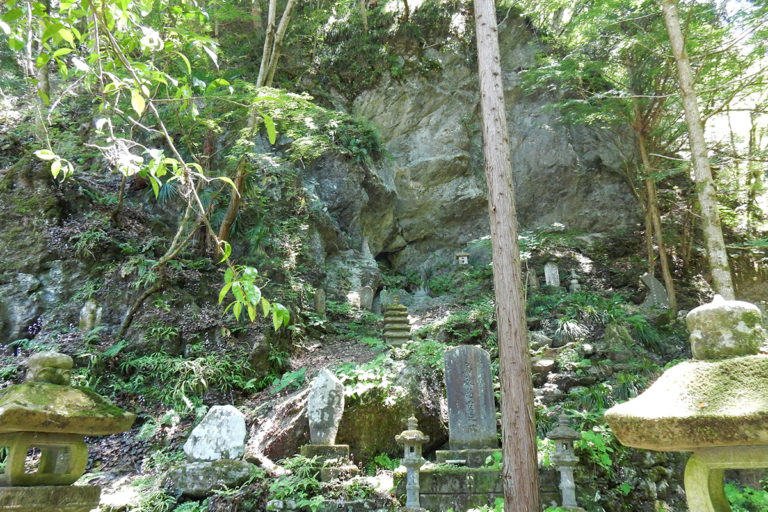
[383,295,411,346]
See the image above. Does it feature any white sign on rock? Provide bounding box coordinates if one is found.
[183,405,247,461]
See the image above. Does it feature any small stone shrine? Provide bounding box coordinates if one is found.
[300,369,357,481]
[398,345,503,511]
[455,252,469,265]
[568,275,581,294]
[0,351,135,512]
[605,295,768,511]
[383,296,411,346]
[544,259,561,288]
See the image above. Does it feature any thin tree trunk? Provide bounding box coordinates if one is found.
[746,111,763,237]
[256,0,277,87]
[642,193,655,276]
[264,0,298,87]
[661,0,735,299]
[251,0,262,31]
[637,133,678,313]
[217,159,247,242]
[474,1,539,511]
[360,0,368,32]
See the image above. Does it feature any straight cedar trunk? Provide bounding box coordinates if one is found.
[473,1,540,511]
[661,0,735,299]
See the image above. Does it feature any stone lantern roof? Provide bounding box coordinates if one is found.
[0,352,135,435]
[396,416,430,445]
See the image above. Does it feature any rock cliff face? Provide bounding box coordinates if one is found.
[319,15,639,273]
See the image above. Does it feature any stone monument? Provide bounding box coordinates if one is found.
[359,285,375,311]
[436,345,499,466]
[300,369,356,480]
[605,296,768,511]
[314,288,326,320]
[383,296,411,346]
[568,275,581,294]
[0,351,135,512]
[544,260,561,288]
[399,345,503,511]
[639,273,669,309]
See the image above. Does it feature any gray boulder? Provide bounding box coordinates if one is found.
[686,295,768,360]
[165,460,254,498]
[183,405,247,461]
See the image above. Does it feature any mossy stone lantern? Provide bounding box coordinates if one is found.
[395,416,429,512]
[0,351,135,512]
[547,414,584,511]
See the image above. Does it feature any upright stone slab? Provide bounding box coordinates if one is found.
[640,273,669,309]
[359,286,374,311]
[544,261,560,287]
[306,369,345,445]
[314,289,326,320]
[443,345,498,451]
[183,405,247,461]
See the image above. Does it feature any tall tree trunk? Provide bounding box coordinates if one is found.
[359,0,368,33]
[637,134,678,313]
[661,0,735,299]
[746,111,764,237]
[474,1,539,511]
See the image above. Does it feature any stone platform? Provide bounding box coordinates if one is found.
[395,465,502,512]
[0,485,100,512]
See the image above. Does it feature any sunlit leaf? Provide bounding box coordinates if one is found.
[202,45,218,67]
[218,282,232,304]
[50,158,61,178]
[218,241,231,263]
[53,48,74,58]
[0,21,10,35]
[36,53,50,68]
[174,51,191,74]
[131,89,146,116]
[1,8,24,23]
[58,28,74,45]
[42,22,63,42]
[224,267,234,283]
[247,305,256,322]
[34,149,57,161]
[233,301,242,321]
[264,115,276,145]
[261,297,271,317]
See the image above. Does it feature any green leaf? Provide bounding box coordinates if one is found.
[241,266,258,281]
[231,282,245,302]
[38,89,50,105]
[261,297,271,316]
[264,115,276,145]
[42,22,63,42]
[218,282,233,304]
[9,38,24,51]
[247,305,257,322]
[224,267,234,283]
[36,53,50,68]
[33,149,57,161]
[149,174,160,198]
[130,89,146,116]
[174,51,191,74]
[58,28,74,45]
[218,241,231,263]
[1,8,24,23]
[233,301,242,321]
[242,281,261,305]
[50,158,61,178]
[214,176,236,189]
[272,303,290,330]
[202,45,218,67]
[53,47,74,58]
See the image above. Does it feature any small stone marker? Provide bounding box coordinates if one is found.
[568,276,581,294]
[526,270,539,290]
[183,405,247,461]
[544,260,560,287]
[383,296,411,346]
[455,252,470,265]
[443,345,498,450]
[686,294,767,360]
[78,300,102,332]
[359,285,374,311]
[306,369,345,445]
[640,273,669,309]
[314,288,326,320]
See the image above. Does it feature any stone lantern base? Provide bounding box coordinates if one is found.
[0,485,100,512]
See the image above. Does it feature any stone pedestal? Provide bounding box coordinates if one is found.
[395,466,502,512]
[434,448,500,468]
[0,485,100,512]
[299,444,359,482]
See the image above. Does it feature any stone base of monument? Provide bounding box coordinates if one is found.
[0,485,100,512]
[300,444,360,482]
[435,448,501,468]
[395,465,502,512]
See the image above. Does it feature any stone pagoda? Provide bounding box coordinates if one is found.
[383,295,411,346]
